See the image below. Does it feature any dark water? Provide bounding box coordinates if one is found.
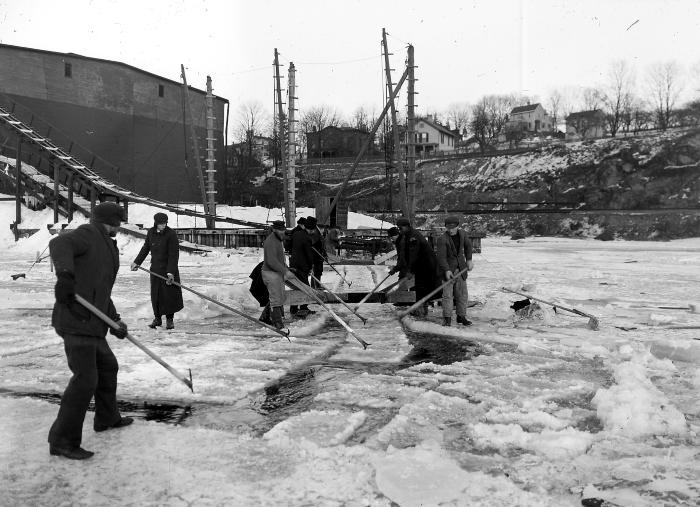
[3,329,485,438]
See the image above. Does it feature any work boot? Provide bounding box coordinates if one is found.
[94,416,134,432]
[259,305,272,325]
[442,317,452,327]
[49,445,94,460]
[456,315,472,326]
[148,317,162,329]
[166,318,174,330]
[271,306,284,330]
[295,308,309,319]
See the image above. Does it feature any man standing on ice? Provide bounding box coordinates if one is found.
[47,201,133,460]
[289,216,315,318]
[262,220,294,329]
[131,213,184,330]
[436,215,474,326]
[390,217,440,318]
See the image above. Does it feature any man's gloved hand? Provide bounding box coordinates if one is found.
[467,260,474,271]
[130,262,139,271]
[110,320,128,339]
[55,272,76,305]
[445,270,454,280]
[166,273,175,285]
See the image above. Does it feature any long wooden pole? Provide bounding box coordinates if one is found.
[397,267,470,318]
[287,277,370,349]
[354,272,392,311]
[286,62,297,226]
[204,76,217,223]
[321,67,409,225]
[136,266,290,339]
[406,44,416,220]
[382,28,408,216]
[308,272,368,324]
[53,161,60,224]
[274,49,292,227]
[75,294,194,392]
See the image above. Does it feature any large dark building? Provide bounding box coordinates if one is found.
[306,126,375,159]
[0,44,228,203]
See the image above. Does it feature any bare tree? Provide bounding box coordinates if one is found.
[445,102,471,137]
[350,106,371,131]
[581,87,603,111]
[546,90,562,132]
[299,104,343,134]
[235,101,271,144]
[601,60,635,136]
[470,94,516,152]
[647,61,684,130]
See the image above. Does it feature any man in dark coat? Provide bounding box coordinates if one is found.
[306,216,326,289]
[48,201,133,460]
[131,213,184,329]
[390,217,440,318]
[436,215,474,326]
[289,216,315,318]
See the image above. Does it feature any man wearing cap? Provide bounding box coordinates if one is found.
[390,217,440,317]
[47,201,133,460]
[288,216,315,318]
[436,215,474,326]
[131,213,184,330]
[262,221,294,329]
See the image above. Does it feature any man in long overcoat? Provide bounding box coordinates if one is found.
[289,217,314,318]
[261,221,295,328]
[436,215,474,326]
[48,201,133,460]
[131,213,184,329]
[390,217,440,317]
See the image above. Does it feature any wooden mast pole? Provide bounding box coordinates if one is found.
[406,44,416,221]
[274,49,291,227]
[286,62,297,226]
[205,76,218,223]
[382,28,408,217]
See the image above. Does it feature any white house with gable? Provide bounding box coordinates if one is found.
[507,103,554,133]
[404,115,456,155]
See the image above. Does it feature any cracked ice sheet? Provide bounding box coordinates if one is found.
[1,396,389,507]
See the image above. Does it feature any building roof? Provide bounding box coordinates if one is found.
[417,117,455,137]
[510,103,542,115]
[308,125,370,135]
[566,109,606,121]
[0,43,227,102]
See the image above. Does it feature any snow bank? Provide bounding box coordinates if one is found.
[591,354,688,437]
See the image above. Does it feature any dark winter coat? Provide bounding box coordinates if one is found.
[395,228,440,300]
[289,228,314,275]
[50,222,120,337]
[249,261,269,307]
[308,226,326,268]
[133,226,184,315]
[436,229,473,280]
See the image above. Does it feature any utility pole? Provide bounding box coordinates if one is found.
[204,76,217,227]
[382,28,408,217]
[180,64,211,228]
[406,44,416,220]
[286,62,297,226]
[15,139,21,241]
[274,49,292,227]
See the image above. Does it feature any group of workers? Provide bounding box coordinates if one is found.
[44,203,473,461]
[258,214,474,330]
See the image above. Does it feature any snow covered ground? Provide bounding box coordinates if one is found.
[1,199,699,506]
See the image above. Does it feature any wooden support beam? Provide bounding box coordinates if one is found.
[53,161,60,224]
[15,138,22,241]
[67,173,74,222]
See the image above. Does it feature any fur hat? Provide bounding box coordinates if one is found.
[91,202,124,227]
[271,220,286,230]
[387,227,400,237]
[305,216,318,227]
[444,215,461,226]
[297,217,307,225]
[154,212,169,224]
[396,217,411,227]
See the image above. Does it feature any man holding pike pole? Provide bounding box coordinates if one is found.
[47,202,133,460]
[262,221,295,329]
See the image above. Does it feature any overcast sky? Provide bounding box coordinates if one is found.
[2,0,699,133]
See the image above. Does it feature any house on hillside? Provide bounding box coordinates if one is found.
[565,110,606,140]
[507,103,554,133]
[306,126,375,159]
[404,115,456,155]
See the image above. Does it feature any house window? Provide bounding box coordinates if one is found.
[158,84,164,97]
[64,62,72,78]
[425,133,429,143]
